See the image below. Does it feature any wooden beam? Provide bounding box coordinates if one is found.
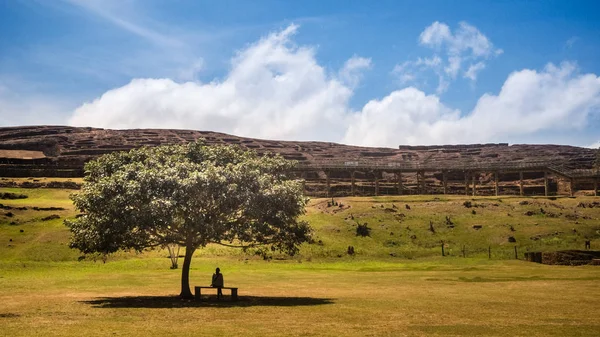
[544,171,549,197]
[464,171,469,196]
[519,171,524,196]
[594,179,598,197]
[570,178,574,197]
[374,172,379,196]
[442,170,447,195]
[397,172,403,195]
[472,173,477,196]
[351,171,356,196]
[494,171,499,196]
[325,171,331,197]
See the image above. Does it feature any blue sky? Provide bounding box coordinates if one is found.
[1,0,599,148]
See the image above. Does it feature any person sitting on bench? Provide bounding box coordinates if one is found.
[211,267,224,299]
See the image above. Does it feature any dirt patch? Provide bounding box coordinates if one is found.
[0,149,45,159]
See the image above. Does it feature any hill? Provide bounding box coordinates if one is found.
[1,125,599,197]
[0,125,597,174]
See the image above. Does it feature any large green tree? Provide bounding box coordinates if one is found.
[65,141,311,298]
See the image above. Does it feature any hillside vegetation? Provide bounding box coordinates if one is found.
[2,186,599,262]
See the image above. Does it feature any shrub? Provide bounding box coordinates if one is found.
[356,223,371,237]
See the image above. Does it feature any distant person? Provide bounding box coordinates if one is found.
[211,267,224,299]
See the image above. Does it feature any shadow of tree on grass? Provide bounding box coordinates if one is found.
[82,295,334,308]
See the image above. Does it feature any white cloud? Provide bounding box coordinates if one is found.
[396,21,501,92]
[343,88,460,146]
[445,56,462,78]
[586,141,600,149]
[464,62,486,81]
[392,61,417,84]
[419,22,452,46]
[339,56,372,88]
[416,56,442,68]
[69,25,600,148]
[70,24,352,142]
[345,62,600,146]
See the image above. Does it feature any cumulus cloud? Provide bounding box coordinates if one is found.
[345,62,600,146]
[69,25,600,148]
[395,21,502,92]
[70,25,352,141]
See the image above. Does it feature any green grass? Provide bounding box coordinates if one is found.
[0,258,599,336]
[1,186,600,336]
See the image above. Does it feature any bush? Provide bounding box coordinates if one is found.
[356,223,371,237]
[0,192,28,200]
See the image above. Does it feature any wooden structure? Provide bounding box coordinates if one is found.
[293,160,600,197]
[194,286,238,301]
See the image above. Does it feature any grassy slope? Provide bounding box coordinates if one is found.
[1,187,600,336]
[2,188,599,262]
[304,195,600,259]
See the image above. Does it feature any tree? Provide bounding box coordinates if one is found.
[65,141,312,298]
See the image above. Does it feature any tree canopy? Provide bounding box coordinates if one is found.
[65,141,312,298]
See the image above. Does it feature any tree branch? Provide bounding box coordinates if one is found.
[209,240,275,249]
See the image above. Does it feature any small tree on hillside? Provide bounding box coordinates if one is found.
[65,141,312,299]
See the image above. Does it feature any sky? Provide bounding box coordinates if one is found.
[1,0,600,148]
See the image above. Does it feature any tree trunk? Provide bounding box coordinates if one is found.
[179,244,196,299]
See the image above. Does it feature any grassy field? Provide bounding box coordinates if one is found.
[1,186,600,336]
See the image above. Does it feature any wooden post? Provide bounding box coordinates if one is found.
[421,171,426,195]
[351,171,356,196]
[442,170,448,195]
[519,171,524,196]
[472,173,477,197]
[544,171,549,197]
[464,172,469,196]
[593,179,598,197]
[325,171,331,197]
[397,172,403,195]
[416,171,423,194]
[514,246,518,259]
[374,172,379,196]
[494,171,499,196]
[441,242,445,257]
[194,286,201,301]
[462,245,466,258]
[488,246,491,259]
[570,178,574,197]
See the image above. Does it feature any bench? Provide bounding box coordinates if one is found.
[194,286,238,301]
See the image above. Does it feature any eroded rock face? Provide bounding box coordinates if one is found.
[0,125,596,178]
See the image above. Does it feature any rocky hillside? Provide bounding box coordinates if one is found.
[0,125,597,177]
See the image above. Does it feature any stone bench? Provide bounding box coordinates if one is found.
[194,286,238,301]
